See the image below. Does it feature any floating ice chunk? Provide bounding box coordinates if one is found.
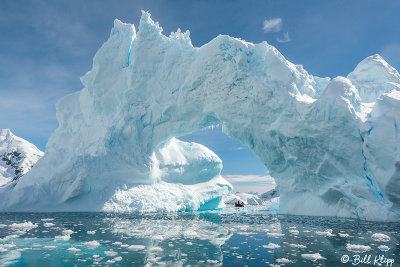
[83,241,100,248]
[377,245,390,252]
[301,253,326,262]
[267,232,284,237]
[206,259,219,264]
[371,233,390,242]
[54,235,70,241]
[55,230,74,241]
[288,229,299,235]
[338,233,349,238]
[104,250,118,257]
[9,222,38,231]
[152,235,163,241]
[112,241,122,246]
[43,223,55,227]
[149,247,163,252]
[0,224,7,228]
[67,247,80,252]
[0,244,16,251]
[263,243,280,249]
[41,218,54,222]
[43,246,57,249]
[63,230,74,235]
[127,245,145,251]
[346,244,371,253]
[315,229,334,237]
[289,244,306,249]
[113,256,122,261]
[183,230,197,239]
[276,258,292,264]
[87,230,96,235]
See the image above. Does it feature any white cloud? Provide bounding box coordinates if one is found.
[263,18,282,33]
[224,174,276,184]
[277,32,291,43]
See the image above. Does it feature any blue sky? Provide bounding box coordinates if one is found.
[1,0,400,191]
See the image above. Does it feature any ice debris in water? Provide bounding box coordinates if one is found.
[346,244,371,253]
[104,250,118,257]
[83,241,101,248]
[371,233,390,242]
[276,258,293,264]
[127,245,146,251]
[289,244,307,249]
[301,253,326,262]
[9,222,38,231]
[67,247,80,252]
[315,229,334,237]
[263,243,280,249]
[378,245,390,251]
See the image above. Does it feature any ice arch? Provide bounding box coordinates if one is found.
[1,12,400,221]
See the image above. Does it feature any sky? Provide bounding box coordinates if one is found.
[1,0,400,192]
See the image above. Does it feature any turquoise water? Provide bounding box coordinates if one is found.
[0,208,399,266]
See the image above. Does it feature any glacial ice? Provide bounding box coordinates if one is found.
[0,12,400,221]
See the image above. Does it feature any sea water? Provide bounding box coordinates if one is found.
[0,207,398,266]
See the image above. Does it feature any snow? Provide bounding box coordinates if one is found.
[0,12,399,221]
[0,129,43,187]
[348,54,400,103]
[223,188,279,205]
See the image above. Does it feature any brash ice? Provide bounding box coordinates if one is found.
[1,12,399,221]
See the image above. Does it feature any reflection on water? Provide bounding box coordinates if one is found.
[0,209,399,266]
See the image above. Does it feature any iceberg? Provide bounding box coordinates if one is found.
[1,12,400,221]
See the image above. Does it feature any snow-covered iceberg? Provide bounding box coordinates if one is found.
[0,129,43,187]
[1,12,400,221]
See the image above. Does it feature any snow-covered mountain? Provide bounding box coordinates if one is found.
[0,129,43,186]
[223,188,280,205]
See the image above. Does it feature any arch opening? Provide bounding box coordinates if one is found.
[177,124,279,205]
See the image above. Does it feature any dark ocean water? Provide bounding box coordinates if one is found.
[0,208,399,266]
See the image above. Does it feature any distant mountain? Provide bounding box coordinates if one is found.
[0,129,43,186]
